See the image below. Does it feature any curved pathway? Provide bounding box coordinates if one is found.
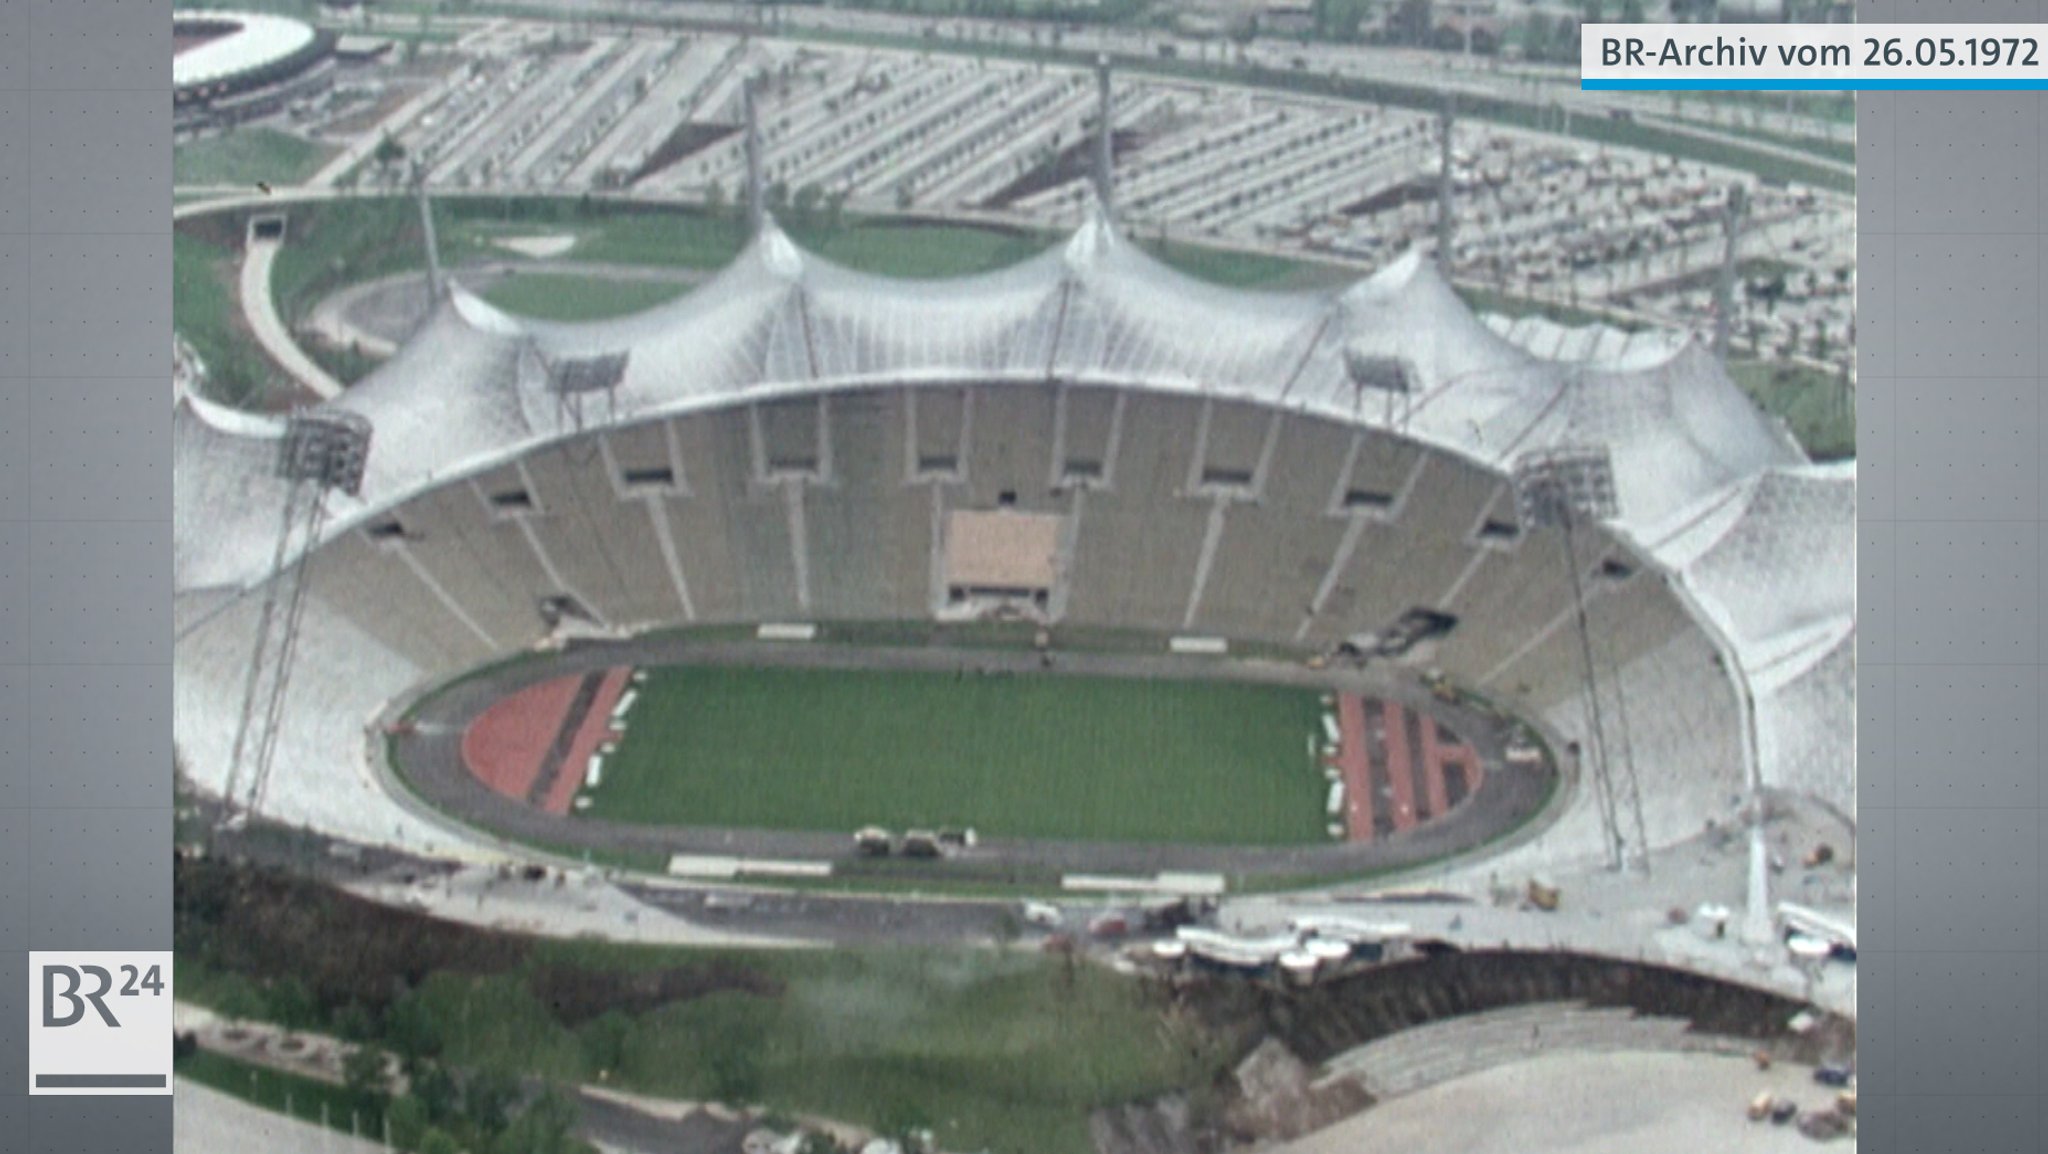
[240,234,345,399]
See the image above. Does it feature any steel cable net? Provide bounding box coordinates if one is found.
[172,215,1855,852]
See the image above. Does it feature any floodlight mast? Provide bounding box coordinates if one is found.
[219,413,373,833]
[1512,444,1648,873]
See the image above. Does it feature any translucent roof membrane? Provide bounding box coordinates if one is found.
[175,213,1854,814]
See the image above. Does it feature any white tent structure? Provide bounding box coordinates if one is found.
[173,206,1853,874]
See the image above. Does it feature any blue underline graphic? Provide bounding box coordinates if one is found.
[1584,78,2048,90]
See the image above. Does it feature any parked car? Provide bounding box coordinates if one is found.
[1814,1062,1854,1087]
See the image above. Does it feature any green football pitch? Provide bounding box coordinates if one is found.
[579,666,1328,846]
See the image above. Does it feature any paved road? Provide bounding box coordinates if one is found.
[387,637,1561,883]
[241,236,345,399]
[175,1079,391,1154]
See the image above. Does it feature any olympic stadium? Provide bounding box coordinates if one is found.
[174,194,1853,891]
[175,9,336,132]
[169,14,1857,1144]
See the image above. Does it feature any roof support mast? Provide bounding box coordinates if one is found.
[1094,55,1115,216]
[1436,93,1456,271]
[743,71,766,234]
[1714,183,1747,361]
[413,158,442,306]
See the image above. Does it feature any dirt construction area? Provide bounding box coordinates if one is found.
[1273,1051,1855,1154]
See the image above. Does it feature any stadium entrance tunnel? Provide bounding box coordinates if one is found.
[383,631,1565,887]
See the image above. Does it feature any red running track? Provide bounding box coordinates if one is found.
[460,668,634,816]
[1382,700,1419,833]
[1419,715,1455,817]
[1333,693,1376,840]
[461,675,584,803]
[538,668,633,815]
[1328,695,1487,844]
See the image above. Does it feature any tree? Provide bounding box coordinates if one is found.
[463,1069,523,1139]
[341,1044,391,1098]
[1315,0,1371,41]
[1621,0,1646,22]
[373,133,407,176]
[578,1011,632,1076]
[1389,0,1433,47]
[330,1001,376,1044]
[491,1090,581,1154]
[384,992,445,1068]
[793,182,824,226]
[386,1097,432,1151]
[707,1044,763,1106]
[264,977,319,1031]
[411,1063,461,1128]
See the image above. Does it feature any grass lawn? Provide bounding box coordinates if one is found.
[478,273,692,321]
[174,127,334,188]
[1729,359,1855,462]
[176,1049,389,1141]
[174,232,285,406]
[583,666,1326,845]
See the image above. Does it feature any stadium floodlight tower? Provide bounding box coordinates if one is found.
[543,348,629,443]
[219,411,373,830]
[1341,344,1414,432]
[1511,444,1650,874]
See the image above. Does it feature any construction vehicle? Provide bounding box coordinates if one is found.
[1421,669,1459,704]
[1087,913,1130,940]
[1797,1109,1851,1140]
[1021,901,1062,929]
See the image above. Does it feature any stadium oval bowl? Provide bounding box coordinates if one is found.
[172,207,1854,885]
[174,10,334,121]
